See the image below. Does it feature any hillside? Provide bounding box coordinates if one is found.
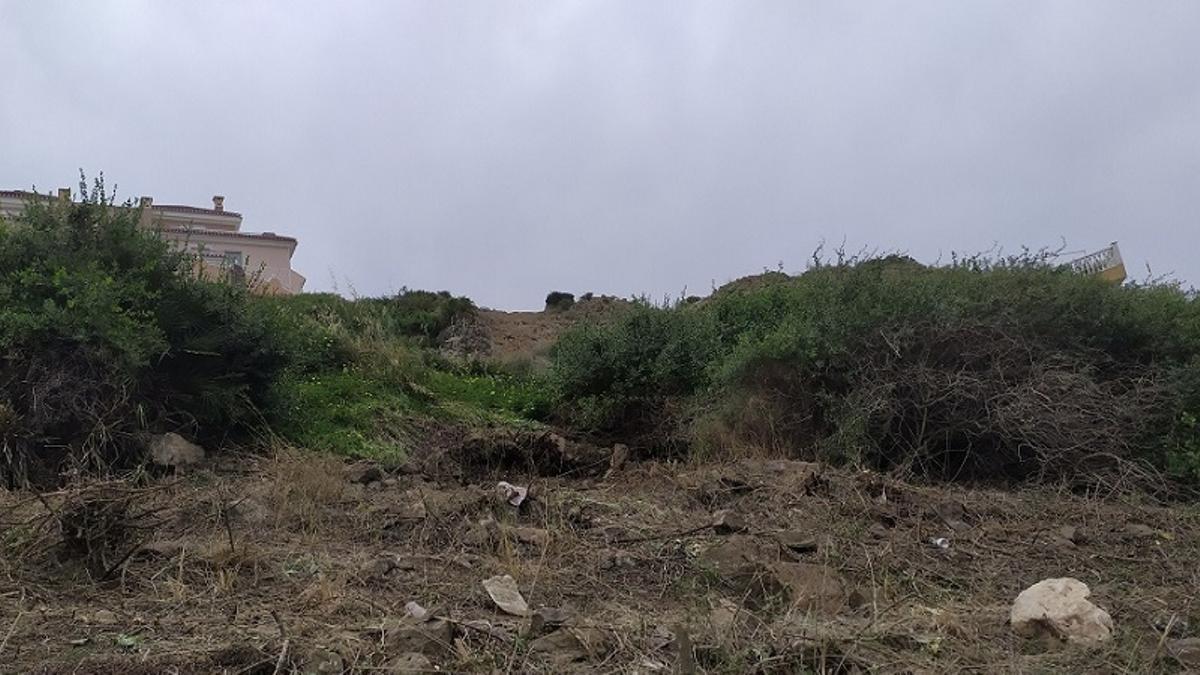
[4,199,1200,672]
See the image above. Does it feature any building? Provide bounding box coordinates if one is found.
[1068,242,1126,284]
[0,188,305,294]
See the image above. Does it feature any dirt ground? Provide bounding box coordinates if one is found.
[3,437,1199,674]
[447,296,631,363]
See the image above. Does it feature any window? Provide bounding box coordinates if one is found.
[222,251,243,267]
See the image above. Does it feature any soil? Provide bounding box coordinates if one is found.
[3,440,1198,673]
[447,296,632,363]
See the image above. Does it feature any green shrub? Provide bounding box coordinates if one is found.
[549,255,1200,484]
[0,179,285,485]
[545,291,575,312]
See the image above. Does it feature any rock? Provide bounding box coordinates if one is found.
[228,497,270,525]
[601,551,636,570]
[526,607,571,637]
[91,609,118,625]
[698,537,846,612]
[385,619,455,656]
[934,501,970,532]
[528,626,613,666]
[393,491,428,520]
[1152,610,1189,638]
[1010,578,1113,645]
[465,516,501,550]
[304,648,343,674]
[707,599,742,634]
[361,556,395,578]
[386,652,433,673]
[712,509,749,535]
[345,462,383,485]
[774,530,818,555]
[1124,523,1157,539]
[140,539,186,558]
[496,481,528,507]
[1166,638,1200,668]
[513,527,551,548]
[148,432,205,469]
[483,574,530,616]
[768,562,848,614]
[366,480,383,490]
[607,443,630,474]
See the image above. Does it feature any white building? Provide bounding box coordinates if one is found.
[0,189,305,294]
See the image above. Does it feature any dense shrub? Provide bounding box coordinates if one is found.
[0,181,285,485]
[545,291,575,311]
[549,256,1200,484]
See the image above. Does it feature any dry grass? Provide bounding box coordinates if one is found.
[1,450,1199,673]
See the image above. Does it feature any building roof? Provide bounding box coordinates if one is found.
[152,204,243,218]
[0,189,53,200]
[161,227,297,245]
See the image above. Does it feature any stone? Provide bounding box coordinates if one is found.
[483,574,530,616]
[698,537,846,612]
[1010,577,1113,645]
[386,652,433,673]
[1152,610,1189,638]
[91,609,117,625]
[465,516,501,550]
[607,443,630,474]
[712,509,749,534]
[934,501,970,532]
[228,497,270,525]
[528,626,613,666]
[513,527,551,548]
[305,648,343,674]
[361,556,395,579]
[385,619,455,656]
[707,599,742,634]
[774,530,818,555]
[148,433,205,469]
[526,607,571,637]
[1124,523,1157,539]
[769,562,848,614]
[1166,638,1200,668]
[345,462,383,485]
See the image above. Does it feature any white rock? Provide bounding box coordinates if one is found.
[1010,577,1113,645]
[148,432,205,468]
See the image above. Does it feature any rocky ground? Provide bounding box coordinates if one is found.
[3,434,1200,673]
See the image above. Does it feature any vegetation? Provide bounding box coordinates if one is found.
[0,179,545,484]
[6,179,1198,489]
[545,290,575,311]
[0,178,286,486]
[549,253,1200,485]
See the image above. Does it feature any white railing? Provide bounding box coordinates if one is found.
[1069,242,1123,276]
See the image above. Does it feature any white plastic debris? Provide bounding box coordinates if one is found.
[497,481,528,507]
[482,574,530,616]
[929,537,951,550]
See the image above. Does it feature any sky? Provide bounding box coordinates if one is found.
[2,1,1197,309]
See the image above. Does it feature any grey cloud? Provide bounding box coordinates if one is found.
[2,0,1197,308]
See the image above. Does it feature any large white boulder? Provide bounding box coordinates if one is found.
[1010,577,1113,645]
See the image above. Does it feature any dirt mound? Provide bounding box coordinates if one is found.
[2,450,1197,672]
[442,296,632,362]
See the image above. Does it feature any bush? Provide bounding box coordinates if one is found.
[545,291,575,312]
[0,180,287,486]
[549,254,1200,485]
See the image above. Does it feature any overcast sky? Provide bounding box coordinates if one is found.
[2,1,1197,309]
